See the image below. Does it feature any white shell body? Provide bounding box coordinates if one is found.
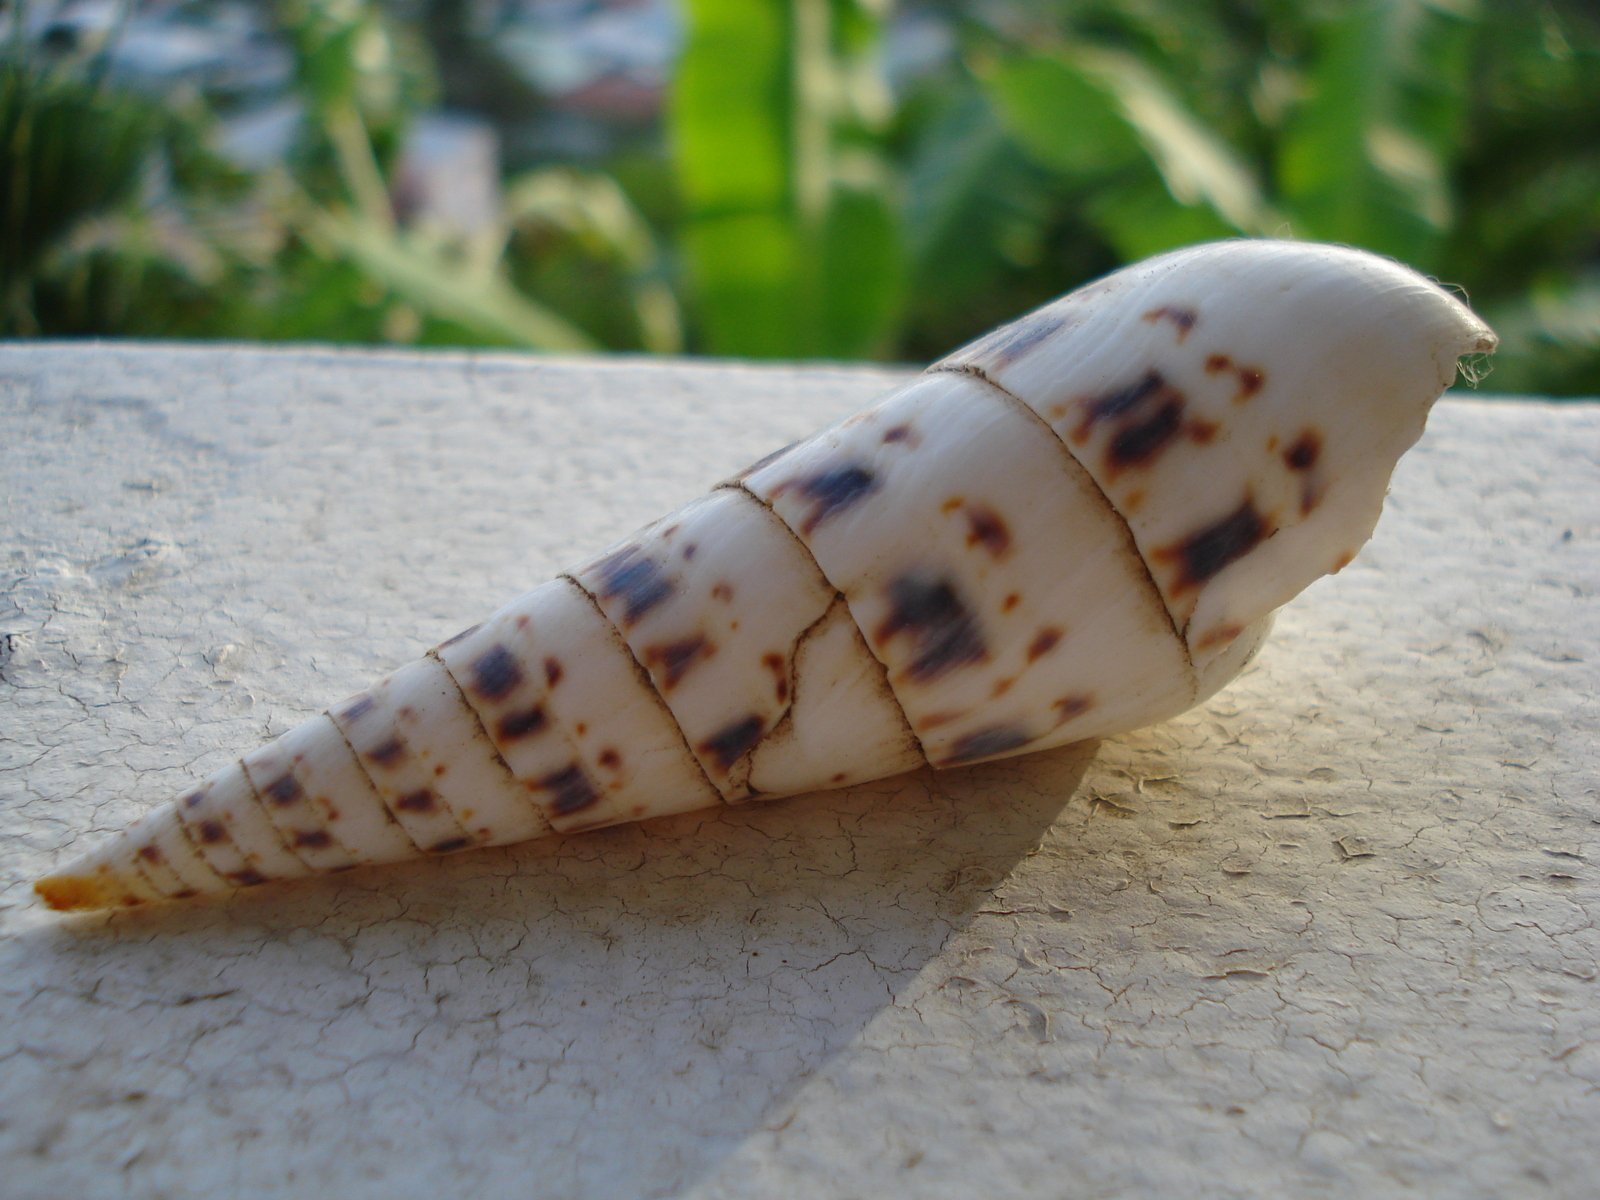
[35,240,1496,912]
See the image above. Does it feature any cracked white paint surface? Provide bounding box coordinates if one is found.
[1,344,1596,1199]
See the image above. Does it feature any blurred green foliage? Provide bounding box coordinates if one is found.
[2,0,1596,394]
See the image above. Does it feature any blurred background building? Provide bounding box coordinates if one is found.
[3,0,1596,394]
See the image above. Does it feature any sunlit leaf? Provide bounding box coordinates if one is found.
[1069,47,1278,236]
[670,0,902,358]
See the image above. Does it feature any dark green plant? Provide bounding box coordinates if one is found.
[0,62,167,333]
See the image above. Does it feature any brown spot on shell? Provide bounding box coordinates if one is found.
[1204,353,1265,402]
[1072,370,1164,442]
[882,424,918,446]
[1027,627,1063,662]
[1333,551,1355,572]
[1108,396,1186,472]
[711,582,734,602]
[338,695,376,723]
[293,829,332,849]
[544,657,564,687]
[645,635,714,690]
[433,764,449,778]
[497,706,548,741]
[470,645,523,702]
[1143,305,1198,340]
[787,464,879,534]
[698,715,766,772]
[594,545,673,625]
[541,764,600,815]
[874,573,988,683]
[1300,485,1322,516]
[1283,430,1323,471]
[962,504,1012,559]
[516,614,531,629]
[915,710,966,732]
[1002,593,1021,613]
[942,725,1033,766]
[964,308,1073,368]
[683,543,698,561]
[1187,418,1219,444]
[1155,498,1273,596]
[1196,623,1245,650]
[182,790,205,809]
[197,820,225,844]
[228,868,267,887]
[429,837,472,854]
[137,845,162,863]
[122,894,146,907]
[761,651,789,703]
[263,774,303,806]
[598,748,621,770]
[174,888,198,899]
[1072,370,1194,478]
[367,738,407,768]
[1125,489,1147,513]
[991,678,1014,698]
[396,788,437,813]
[1052,695,1094,723]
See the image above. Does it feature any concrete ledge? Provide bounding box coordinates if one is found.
[2,344,1596,1198]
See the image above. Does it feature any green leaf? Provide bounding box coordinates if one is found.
[982,53,1142,176]
[820,178,900,355]
[896,82,1086,357]
[1278,0,1477,266]
[669,0,903,358]
[983,48,1277,240]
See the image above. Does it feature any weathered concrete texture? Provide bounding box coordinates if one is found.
[1,344,1596,1199]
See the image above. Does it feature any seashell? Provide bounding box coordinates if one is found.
[34,240,1496,912]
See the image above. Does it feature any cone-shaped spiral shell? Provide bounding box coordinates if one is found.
[34,240,1495,913]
